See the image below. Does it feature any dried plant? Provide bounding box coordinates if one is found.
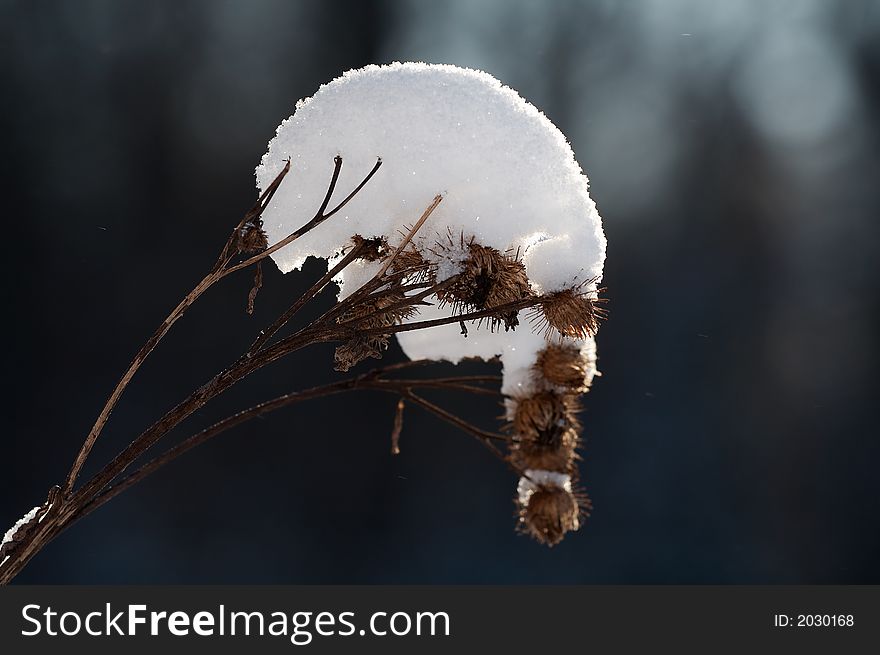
[0,156,606,583]
[507,343,597,545]
[535,342,598,391]
[530,285,608,340]
[431,232,532,331]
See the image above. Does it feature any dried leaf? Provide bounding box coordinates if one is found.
[247,261,263,315]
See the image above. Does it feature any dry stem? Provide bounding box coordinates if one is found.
[1,156,558,585]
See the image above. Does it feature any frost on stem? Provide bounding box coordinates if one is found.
[1,504,48,567]
[257,62,607,545]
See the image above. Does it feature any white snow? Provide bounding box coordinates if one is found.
[517,469,573,505]
[580,337,599,390]
[1,505,40,549]
[257,62,605,393]
[1,505,41,567]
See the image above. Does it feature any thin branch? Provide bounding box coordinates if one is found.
[62,271,219,496]
[224,157,382,276]
[318,195,443,328]
[218,159,292,265]
[372,380,503,397]
[366,359,434,375]
[337,276,458,327]
[323,157,383,219]
[396,391,530,479]
[67,325,333,511]
[247,241,366,354]
[400,390,509,460]
[356,296,542,337]
[390,399,405,455]
[73,378,364,525]
[62,160,296,496]
[2,146,563,585]
[315,155,343,216]
[375,194,442,277]
[316,266,419,324]
[68,373,511,529]
[3,156,392,584]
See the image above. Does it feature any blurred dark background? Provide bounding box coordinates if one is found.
[2,0,879,583]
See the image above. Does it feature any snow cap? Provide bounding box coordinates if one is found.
[257,61,605,373]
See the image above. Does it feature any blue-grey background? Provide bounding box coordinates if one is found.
[2,0,878,583]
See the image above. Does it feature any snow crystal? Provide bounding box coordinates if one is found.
[257,62,605,390]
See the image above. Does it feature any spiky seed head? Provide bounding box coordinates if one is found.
[434,235,532,330]
[334,291,418,372]
[237,221,269,254]
[510,427,579,471]
[520,486,580,546]
[511,391,581,441]
[516,472,589,546]
[389,246,434,282]
[533,288,606,339]
[535,342,596,391]
[508,391,581,471]
[351,234,389,261]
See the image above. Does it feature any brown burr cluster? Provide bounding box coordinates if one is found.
[431,232,532,331]
[333,235,433,372]
[508,341,598,546]
[332,232,605,547]
[530,287,607,340]
[333,290,419,372]
[235,220,269,254]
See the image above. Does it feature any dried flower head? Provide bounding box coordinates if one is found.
[535,342,597,391]
[516,470,589,546]
[532,287,606,340]
[508,390,582,471]
[388,245,434,282]
[433,233,532,330]
[510,426,579,471]
[334,291,419,372]
[351,234,390,261]
[510,391,581,442]
[236,220,269,254]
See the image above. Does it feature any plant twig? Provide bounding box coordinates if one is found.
[223,157,382,276]
[391,399,405,455]
[61,157,380,498]
[63,268,219,496]
[67,372,511,530]
[0,152,549,585]
[375,194,442,277]
[400,390,508,457]
[2,156,395,584]
[247,241,367,354]
[358,296,542,336]
[62,159,297,496]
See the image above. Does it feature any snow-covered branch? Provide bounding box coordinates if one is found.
[4,62,608,583]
